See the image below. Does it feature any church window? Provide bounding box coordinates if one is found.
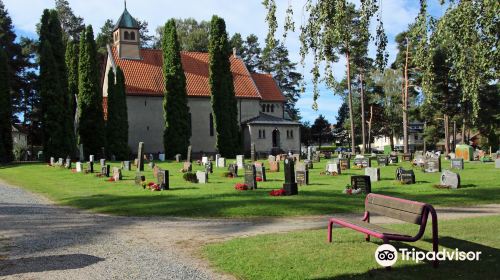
[262,104,265,112]
[263,130,266,139]
[124,31,130,40]
[271,104,274,113]
[266,104,270,112]
[130,31,136,40]
[209,113,214,136]
[258,130,262,138]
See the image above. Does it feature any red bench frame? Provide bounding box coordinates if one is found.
[327,193,439,268]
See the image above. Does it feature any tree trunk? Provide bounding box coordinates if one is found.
[368,105,373,153]
[346,51,356,155]
[452,121,456,152]
[461,122,465,144]
[423,122,427,152]
[389,129,394,151]
[360,74,366,155]
[444,114,450,156]
[403,38,410,154]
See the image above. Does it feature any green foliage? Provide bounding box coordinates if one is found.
[55,0,84,41]
[78,25,106,158]
[311,114,332,145]
[182,172,198,183]
[229,33,244,55]
[162,19,191,158]
[209,16,240,158]
[240,34,262,73]
[39,9,75,159]
[65,40,78,136]
[0,47,13,163]
[95,19,115,54]
[106,67,129,160]
[154,18,210,51]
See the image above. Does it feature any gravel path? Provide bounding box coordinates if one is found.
[1,181,500,279]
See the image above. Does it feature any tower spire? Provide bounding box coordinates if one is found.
[124,0,127,9]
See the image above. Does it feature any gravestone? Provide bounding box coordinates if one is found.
[101,165,109,177]
[339,158,350,170]
[89,155,94,163]
[153,165,159,178]
[396,168,415,184]
[228,164,238,177]
[364,167,380,182]
[158,153,165,161]
[112,167,122,181]
[76,162,83,172]
[202,156,208,165]
[183,162,192,172]
[354,157,371,168]
[377,156,389,167]
[87,161,94,173]
[402,153,413,161]
[134,172,145,185]
[64,158,71,169]
[295,163,309,185]
[186,145,192,163]
[313,152,321,162]
[123,161,131,171]
[149,161,155,170]
[389,154,399,164]
[292,154,300,162]
[79,144,84,161]
[269,160,280,172]
[137,142,144,171]
[307,146,312,161]
[304,159,313,170]
[157,169,169,190]
[254,162,267,181]
[283,157,298,195]
[326,163,341,175]
[424,156,441,173]
[196,171,208,184]
[215,154,221,167]
[450,158,464,170]
[50,157,55,166]
[324,152,332,159]
[100,158,106,167]
[440,170,460,189]
[57,158,63,166]
[251,143,256,162]
[236,155,245,169]
[244,163,257,190]
[496,158,500,169]
[268,155,276,162]
[350,176,371,194]
[175,154,182,163]
[217,157,226,168]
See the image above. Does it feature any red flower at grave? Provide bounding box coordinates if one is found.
[107,177,115,182]
[234,183,248,191]
[269,188,286,196]
[256,177,263,182]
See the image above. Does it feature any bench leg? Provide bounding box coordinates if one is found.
[327,220,333,243]
[365,234,370,242]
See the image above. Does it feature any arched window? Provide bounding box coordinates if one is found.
[209,113,214,136]
[130,31,136,40]
[271,104,274,113]
[124,31,130,40]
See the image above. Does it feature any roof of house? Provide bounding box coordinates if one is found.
[244,113,299,125]
[109,46,284,101]
[251,73,286,102]
[113,8,140,31]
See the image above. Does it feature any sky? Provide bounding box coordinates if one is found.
[3,0,447,124]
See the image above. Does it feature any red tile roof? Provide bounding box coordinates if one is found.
[251,73,286,102]
[110,46,264,99]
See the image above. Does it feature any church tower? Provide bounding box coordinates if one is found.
[113,1,141,60]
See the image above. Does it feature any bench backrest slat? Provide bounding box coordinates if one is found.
[366,194,426,225]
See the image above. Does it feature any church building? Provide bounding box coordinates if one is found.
[101,6,301,156]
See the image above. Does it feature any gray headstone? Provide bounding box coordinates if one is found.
[440,170,460,189]
[295,166,309,185]
[236,155,244,169]
[304,159,313,170]
[175,154,182,162]
[157,169,169,190]
[137,142,144,171]
[205,161,213,174]
[50,157,55,166]
[76,162,83,172]
[313,152,320,163]
[215,154,221,167]
[228,163,238,177]
[364,167,380,182]
[244,163,257,190]
[268,155,276,162]
[64,158,71,169]
[450,158,464,170]
[158,153,165,161]
[196,171,208,184]
[57,158,63,166]
[89,155,94,163]
[326,163,341,175]
[100,159,106,168]
[254,162,266,181]
[186,145,192,163]
[495,158,500,169]
[122,161,131,171]
[307,146,312,161]
[218,157,226,168]
[112,167,122,181]
[377,156,388,166]
[424,156,441,173]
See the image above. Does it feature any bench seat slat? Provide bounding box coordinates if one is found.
[366,203,423,224]
[367,195,425,214]
[331,218,410,237]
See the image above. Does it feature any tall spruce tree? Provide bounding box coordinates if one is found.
[39,9,74,159]
[208,16,240,157]
[78,25,106,158]
[65,40,79,138]
[106,67,129,159]
[0,47,13,163]
[162,19,191,158]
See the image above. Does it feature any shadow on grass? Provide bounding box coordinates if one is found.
[314,237,500,279]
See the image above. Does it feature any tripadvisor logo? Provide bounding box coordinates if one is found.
[374,244,482,267]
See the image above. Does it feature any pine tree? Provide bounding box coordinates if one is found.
[208,15,240,158]
[162,19,191,158]
[39,9,74,159]
[106,67,129,159]
[78,25,106,158]
[0,47,13,163]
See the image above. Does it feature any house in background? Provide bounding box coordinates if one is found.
[101,5,300,156]
[371,121,425,152]
[12,124,28,149]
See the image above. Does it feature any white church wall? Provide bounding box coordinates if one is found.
[127,96,164,154]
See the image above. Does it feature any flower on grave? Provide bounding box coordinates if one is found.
[150,183,161,191]
[71,169,77,173]
[269,188,286,196]
[107,177,115,182]
[256,177,263,182]
[234,183,248,191]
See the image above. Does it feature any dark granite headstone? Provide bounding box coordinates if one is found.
[88,161,94,173]
[244,163,257,190]
[354,157,371,168]
[389,154,399,164]
[137,142,144,171]
[402,153,413,161]
[377,156,389,167]
[450,158,464,170]
[424,156,441,173]
[324,152,332,159]
[350,176,371,194]
[339,158,350,170]
[283,157,298,195]
[396,168,415,184]
[157,169,169,190]
[440,170,460,189]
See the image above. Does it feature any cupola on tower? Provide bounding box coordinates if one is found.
[113,2,141,60]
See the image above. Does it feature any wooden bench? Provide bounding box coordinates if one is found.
[327,193,439,267]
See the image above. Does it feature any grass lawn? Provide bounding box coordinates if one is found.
[203,215,500,279]
[0,158,498,217]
